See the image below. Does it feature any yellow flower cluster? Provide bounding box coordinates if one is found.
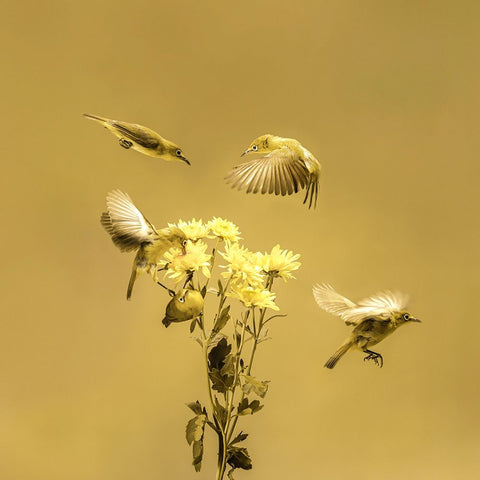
[159,218,300,311]
[206,217,241,243]
[253,244,301,281]
[161,240,211,284]
[171,218,210,241]
[228,284,279,311]
[219,243,263,288]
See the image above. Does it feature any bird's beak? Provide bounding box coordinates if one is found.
[410,317,421,323]
[241,149,250,157]
[181,157,191,166]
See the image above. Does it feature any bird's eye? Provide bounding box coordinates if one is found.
[252,145,258,151]
[403,313,410,321]
[182,239,188,246]
[178,296,185,303]
[176,149,182,156]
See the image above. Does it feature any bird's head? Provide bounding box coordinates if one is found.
[162,288,204,327]
[165,141,190,165]
[168,227,188,254]
[392,311,421,326]
[241,134,281,156]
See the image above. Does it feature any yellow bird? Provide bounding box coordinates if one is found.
[84,113,190,165]
[313,284,421,369]
[162,288,204,327]
[101,190,188,300]
[225,134,321,208]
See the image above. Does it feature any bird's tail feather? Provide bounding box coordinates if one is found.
[324,340,353,369]
[127,267,138,300]
[83,113,108,124]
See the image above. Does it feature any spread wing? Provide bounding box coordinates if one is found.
[313,284,359,325]
[312,284,406,325]
[225,148,310,196]
[357,291,409,317]
[108,121,160,149]
[100,190,157,251]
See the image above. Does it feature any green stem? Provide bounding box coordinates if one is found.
[199,326,216,422]
[226,277,275,444]
[203,238,219,293]
[223,314,248,435]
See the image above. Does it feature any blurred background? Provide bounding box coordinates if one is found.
[2,1,479,478]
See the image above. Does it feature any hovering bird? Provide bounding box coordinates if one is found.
[162,288,204,327]
[84,113,190,164]
[101,190,187,300]
[313,284,420,369]
[224,134,321,208]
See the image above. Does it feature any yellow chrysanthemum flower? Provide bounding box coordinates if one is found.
[219,243,264,287]
[253,244,301,281]
[171,218,210,241]
[160,240,211,283]
[228,284,279,310]
[207,217,241,243]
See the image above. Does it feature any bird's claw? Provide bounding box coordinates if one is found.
[363,351,383,368]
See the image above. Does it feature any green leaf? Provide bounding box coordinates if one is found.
[217,278,224,295]
[209,368,233,393]
[192,439,204,472]
[237,398,263,416]
[210,350,236,393]
[208,337,231,370]
[241,375,270,398]
[229,431,248,445]
[227,446,252,471]
[185,414,206,445]
[214,397,227,428]
[186,401,205,416]
[189,318,197,334]
[186,414,207,472]
[235,332,242,349]
[212,305,230,334]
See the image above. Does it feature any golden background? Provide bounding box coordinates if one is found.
[2,1,479,478]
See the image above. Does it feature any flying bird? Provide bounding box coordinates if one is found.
[101,190,187,300]
[225,134,321,208]
[313,284,420,368]
[84,113,190,164]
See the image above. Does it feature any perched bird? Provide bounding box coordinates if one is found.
[101,190,187,300]
[224,134,321,209]
[162,288,204,327]
[313,284,420,369]
[84,113,190,164]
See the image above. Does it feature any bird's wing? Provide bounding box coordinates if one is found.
[312,284,359,323]
[301,149,321,209]
[312,283,397,325]
[357,291,409,318]
[108,121,160,149]
[102,190,157,251]
[225,148,310,196]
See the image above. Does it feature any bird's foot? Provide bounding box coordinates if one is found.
[119,138,133,149]
[363,350,383,368]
